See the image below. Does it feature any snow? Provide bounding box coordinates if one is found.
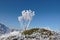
[0,30,60,40]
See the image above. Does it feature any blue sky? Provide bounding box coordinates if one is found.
[0,0,60,31]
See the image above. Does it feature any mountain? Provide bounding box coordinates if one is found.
[22,28,54,35]
[0,28,60,40]
[22,28,60,40]
[0,23,10,35]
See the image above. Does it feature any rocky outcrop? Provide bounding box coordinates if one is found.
[0,28,60,40]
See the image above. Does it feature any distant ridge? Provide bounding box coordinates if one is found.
[0,23,10,35]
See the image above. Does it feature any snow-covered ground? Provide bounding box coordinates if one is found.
[0,31,21,40]
[0,30,60,40]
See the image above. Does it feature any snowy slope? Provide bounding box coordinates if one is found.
[0,28,60,40]
[0,23,10,35]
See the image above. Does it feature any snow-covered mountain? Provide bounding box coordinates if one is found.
[0,23,60,40]
[0,23,10,35]
[0,28,60,40]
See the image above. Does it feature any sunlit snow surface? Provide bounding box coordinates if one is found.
[0,31,60,40]
[0,31,21,40]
